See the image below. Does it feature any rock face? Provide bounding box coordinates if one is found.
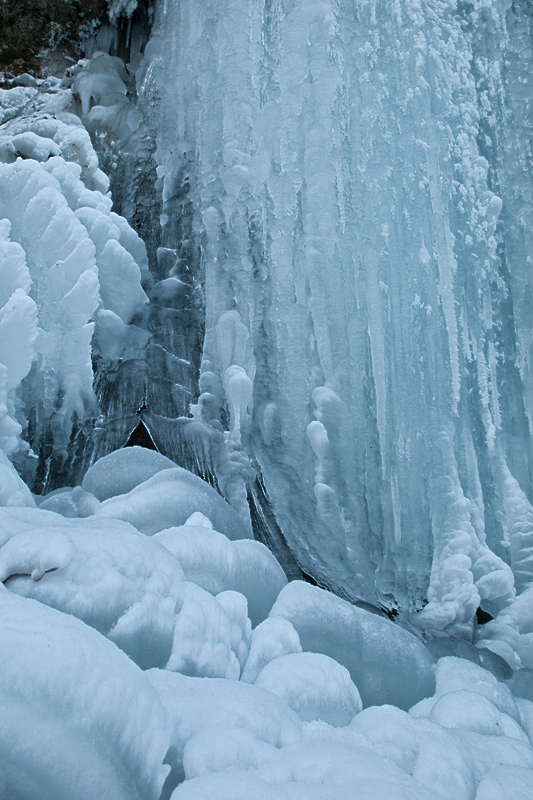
[0,1,107,78]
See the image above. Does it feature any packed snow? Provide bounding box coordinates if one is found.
[0,78,148,476]
[1,445,533,797]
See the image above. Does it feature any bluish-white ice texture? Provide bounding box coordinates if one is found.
[0,0,533,797]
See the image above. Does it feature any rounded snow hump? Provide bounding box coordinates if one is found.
[91,449,252,541]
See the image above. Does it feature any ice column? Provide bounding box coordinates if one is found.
[140,0,533,632]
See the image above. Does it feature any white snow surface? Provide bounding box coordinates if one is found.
[138,0,533,639]
[154,515,287,625]
[82,445,178,500]
[95,466,253,539]
[0,450,533,796]
[254,651,363,726]
[0,587,170,800]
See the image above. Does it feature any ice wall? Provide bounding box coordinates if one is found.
[138,0,533,634]
[0,83,149,490]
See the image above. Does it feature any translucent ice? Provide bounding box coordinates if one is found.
[139,0,533,636]
[0,588,170,800]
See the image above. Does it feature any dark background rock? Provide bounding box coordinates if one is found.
[0,0,107,78]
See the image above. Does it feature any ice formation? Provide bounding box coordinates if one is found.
[0,587,170,800]
[154,514,287,626]
[0,434,533,796]
[1,0,533,796]
[0,80,148,488]
[94,465,253,538]
[269,580,436,710]
[81,445,177,500]
[136,0,533,638]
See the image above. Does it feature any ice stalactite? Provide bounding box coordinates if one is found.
[137,0,533,634]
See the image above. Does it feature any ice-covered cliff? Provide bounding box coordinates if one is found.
[128,0,533,635]
[2,0,533,641]
[3,4,533,795]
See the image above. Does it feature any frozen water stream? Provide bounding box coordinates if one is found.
[126,0,533,634]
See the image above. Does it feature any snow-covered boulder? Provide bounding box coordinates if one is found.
[269,581,435,709]
[0,587,170,800]
[95,466,252,539]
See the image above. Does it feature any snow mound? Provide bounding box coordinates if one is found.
[254,651,362,726]
[0,506,253,676]
[270,581,435,709]
[38,485,100,517]
[155,514,286,625]
[95,466,252,539]
[0,587,170,800]
[82,445,177,500]
[409,656,521,724]
[241,616,302,683]
[148,668,301,789]
[0,87,37,124]
[476,766,533,800]
[0,507,184,629]
[169,734,441,800]
[1,477,533,798]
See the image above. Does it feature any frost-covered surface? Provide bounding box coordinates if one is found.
[107,0,139,22]
[270,580,436,710]
[0,82,148,484]
[0,587,170,800]
[81,445,177,500]
[138,0,533,636]
[94,463,253,538]
[1,454,533,798]
[1,0,533,795]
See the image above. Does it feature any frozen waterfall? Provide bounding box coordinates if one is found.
[1,0,533,641]
[130,0,533,633]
